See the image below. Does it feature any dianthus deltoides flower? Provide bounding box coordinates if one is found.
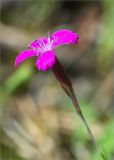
[15,29,78,71]
[15,29,95,146]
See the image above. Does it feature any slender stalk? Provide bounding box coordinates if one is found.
[70,88,96,146]
[52,57,96,147]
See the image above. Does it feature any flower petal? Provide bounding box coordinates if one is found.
[15,50,37,67]
[35,51,55,71]
[28,37,48,49]
[51,29,79,47]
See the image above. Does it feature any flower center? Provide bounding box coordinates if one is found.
[38,36,55,54]
[38,41,52,53]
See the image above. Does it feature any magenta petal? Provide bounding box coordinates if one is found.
[51,29,79,47]
[15,50,37,67]
[35,51,55,71]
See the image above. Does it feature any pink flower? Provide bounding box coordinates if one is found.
[15,29,79,71]
[15,30,95,144]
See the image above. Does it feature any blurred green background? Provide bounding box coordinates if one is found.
[0,0,114,160]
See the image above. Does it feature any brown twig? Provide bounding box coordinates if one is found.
[52,57,96,147]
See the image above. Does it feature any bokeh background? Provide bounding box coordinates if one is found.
[0,0,114,160]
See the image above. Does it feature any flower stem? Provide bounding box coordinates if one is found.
[70,88,96,146]
[52,57,96,147]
